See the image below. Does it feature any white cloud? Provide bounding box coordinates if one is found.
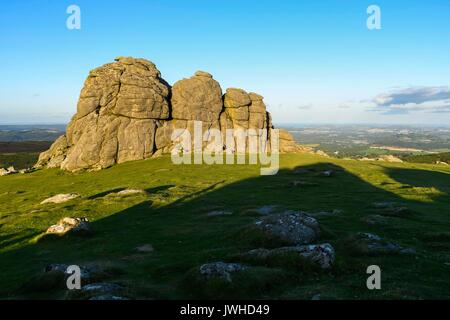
[371,86,450,114]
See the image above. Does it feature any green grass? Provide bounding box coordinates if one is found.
[403,152,450,164]
[0,141,53,169]
[0,154,450,299]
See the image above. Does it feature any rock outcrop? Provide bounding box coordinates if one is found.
[46,217,90,235]
[0,166,16,176]
[254,211,321,245]
[36,57,306,172]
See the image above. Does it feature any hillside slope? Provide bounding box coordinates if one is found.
[1,154,450,299]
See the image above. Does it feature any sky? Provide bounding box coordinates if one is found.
[1,0,450,125]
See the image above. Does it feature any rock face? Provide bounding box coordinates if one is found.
[36,57,170,171]
[36,57,307,172]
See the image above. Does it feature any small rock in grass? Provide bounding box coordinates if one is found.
[254,205,279,215]
[311,294,321,300]
[116,189,146,196]
[19,168,35,174]
[136,244,154,253]
[241,243,335,269]
[288,180,318,188]
[80,283,124,298]
[311,209,342,218]
[254,211,320,245]
[89,295,129,300]
[207,210,233,217]
[41,193,79,204]
[199,262,248,282]
[352,232,415,255]
[46,217,90,235]
[0,167,17,176]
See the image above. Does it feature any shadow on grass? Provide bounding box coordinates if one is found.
[385,167,450,194]
[1,162,449,299]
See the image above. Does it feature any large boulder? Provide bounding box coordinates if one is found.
[223,88,251,130]
[171,71,223,122]
[36,57,309,171]
[36,57,171,171]
[153,71,223,153]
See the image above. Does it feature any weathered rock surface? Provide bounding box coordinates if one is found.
[172,71,223,122]
[350,232,415,255]
[41,193,80,204]
[199,262,248,282]
[36,57,309,171]
[46,217,90,235]
[36,57,170,171]
[242,243,335,269]
[0,166,17,176]
[116,189,146,196]
[254,211,320,245]
[135,244,154,253]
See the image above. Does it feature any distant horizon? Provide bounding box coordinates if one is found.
[1,122,450,129]
[1,1,450,125]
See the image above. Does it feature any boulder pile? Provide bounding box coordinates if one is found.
[36,57,307,172]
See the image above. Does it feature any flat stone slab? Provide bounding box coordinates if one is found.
[41,193,79,204]
[116,189,146,196]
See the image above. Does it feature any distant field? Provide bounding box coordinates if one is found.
[403,152,450,164]
[0,141,52,169]
[0,126,64,142]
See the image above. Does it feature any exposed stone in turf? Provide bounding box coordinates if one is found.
[199,262,248,282]
[46,217,90,235]
[254,211,320,245]
[241,243,335,269]
[41,193,80,204]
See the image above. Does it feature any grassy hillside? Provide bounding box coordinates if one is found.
[0,154,449,299]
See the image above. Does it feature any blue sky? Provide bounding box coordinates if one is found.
[1,0,449,125]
